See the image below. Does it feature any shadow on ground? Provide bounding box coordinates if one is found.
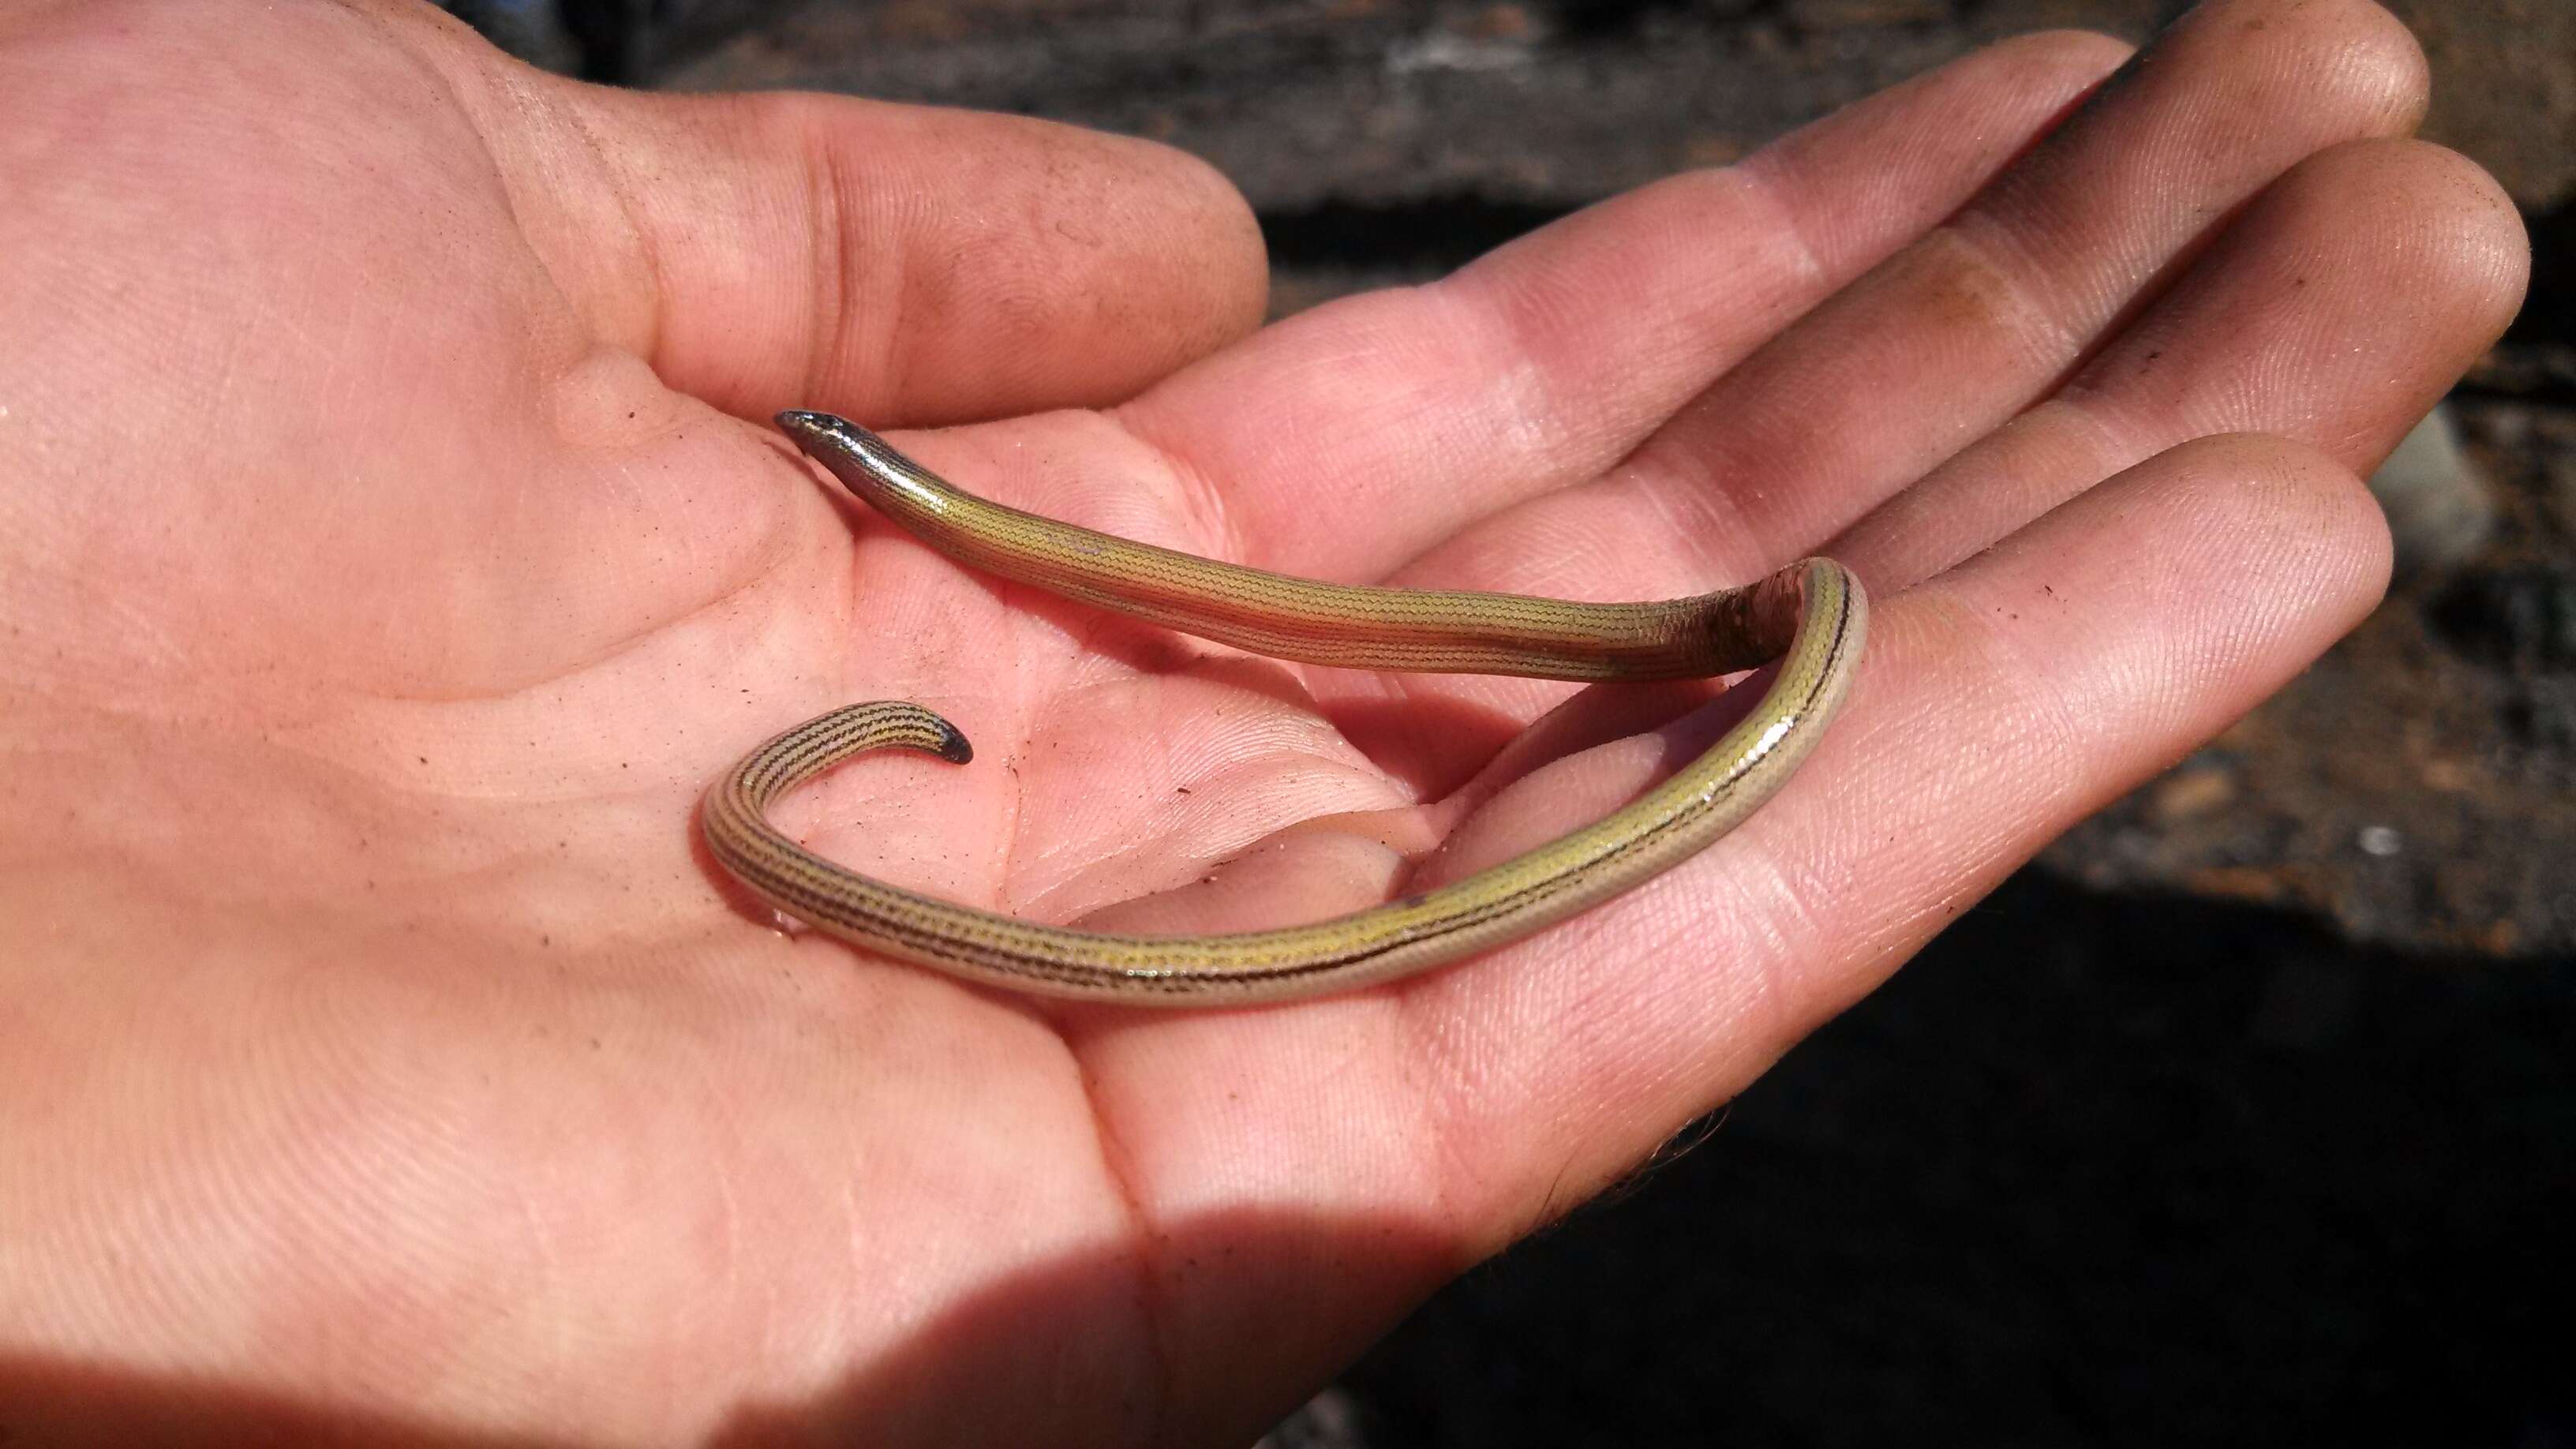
[1331,870,2574,1447]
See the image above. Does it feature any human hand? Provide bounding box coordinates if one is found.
[0,0,2524,1443]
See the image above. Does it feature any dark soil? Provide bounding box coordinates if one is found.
[1337,871,2574,1446]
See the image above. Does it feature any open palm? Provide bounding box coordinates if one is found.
[0,0,2525,1442]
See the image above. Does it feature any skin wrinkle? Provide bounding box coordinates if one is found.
[989,612,1407,924]
[1056,1049,1179,1449]
[1714,826,1834,1001]
[1616,885,1778,1088]
[1743,601,2066,1026]
[1391,979,1515,1271]
[1226,291,1494,564]
[1718,156,1838,331]
[985,595,1043,927]
[1625,430,1762,593]
[1428,904,1679,1243]
[1109,412,1264,582]
[2039,364,2177,466]
[797,116,856,417]
[558,92,668,369]
[1014,773,1275,929]
[1890,579,2089,840]
[1738,32,2132,274]
[504,1158,571,1398]
[491,84,640,336]
[352,6,564,307]
[1421,260,1606,474]
[313,469,796,717]
[2319,5,2432,136]
[1402,793,1731,1221]
[248,970,507,1398]
[1621,425,1774,587]
[866,151,940,421]
[1960,129,2177,329]
[1987,401,2162,545]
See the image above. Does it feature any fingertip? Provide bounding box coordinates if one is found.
[2323,0,2434,133]
[1909,430,2393,690]
[2211,136,2531,380]
[1091,129,1271,344]
[2121,430,2394,624]
[2349,139,2532,337]
[2195,0,2429,137]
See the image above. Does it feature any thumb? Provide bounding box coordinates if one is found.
[520,67,1270,425]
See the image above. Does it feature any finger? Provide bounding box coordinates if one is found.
[1398,0,2428,601]
[1103,28,2133,579]
[1831,137,2529,589]
[1421,433,2391,1241]
[1069,433,2389,1348]
[533,83,1267,425]
[1319,0,2429,791]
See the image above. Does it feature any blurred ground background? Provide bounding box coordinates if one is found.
[450,2,2572,1442]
